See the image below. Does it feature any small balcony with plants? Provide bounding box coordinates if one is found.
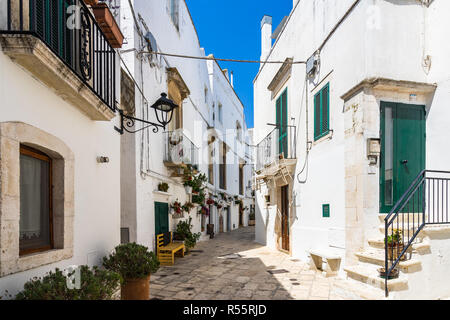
[0,0,123,120]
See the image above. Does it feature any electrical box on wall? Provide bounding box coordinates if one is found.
[367,138,381,165]
[306,52,320,77]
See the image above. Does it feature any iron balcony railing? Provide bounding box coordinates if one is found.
[256,125,296,172]
[163,130,199,168]
[2,0,116,111]
[384,170,450,297]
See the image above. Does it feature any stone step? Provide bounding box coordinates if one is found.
[379,223,424,235]
[332,277,386,300]
[355,250,421,273]
[344,264,408,292]
[378,213,428,224]
[368,238,430,254]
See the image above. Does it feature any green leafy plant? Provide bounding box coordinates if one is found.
[171,200,183,215]
[192,191,206,205]
[158,182,169,192]
[385,229,403,246]
[183,167,207,194]
[174,217,201,251]
[15,266,121,300]
[182,202,195,213]
[103,243,160,280]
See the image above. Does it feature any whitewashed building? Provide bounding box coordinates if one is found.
[0,0,123,295]
[119,0,253,251]
[254,0,450,299]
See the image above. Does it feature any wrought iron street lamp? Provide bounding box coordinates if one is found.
[115,93,178,134]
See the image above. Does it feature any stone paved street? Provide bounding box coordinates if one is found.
[150,227,377,300]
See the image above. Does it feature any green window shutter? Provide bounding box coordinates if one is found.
[314,91,321,140]
[276,89,288,157]
[322,204,330,218]
[314,83,330,141]
[321,84,330,135]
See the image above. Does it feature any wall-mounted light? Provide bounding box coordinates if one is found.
[114,93,178,135]
[97,156,110,163]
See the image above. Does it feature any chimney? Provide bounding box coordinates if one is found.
[222,69,229,81]
[230,71,234,88]
[260,15,272,63]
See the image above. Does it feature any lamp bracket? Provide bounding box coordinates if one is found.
[114,109,165,135]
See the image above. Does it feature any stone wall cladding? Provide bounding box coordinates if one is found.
[0,122,74,277]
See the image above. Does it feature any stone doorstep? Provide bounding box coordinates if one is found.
[355,250,422,273]
[332,278,386,300]
[344,265,408,292]
[379,223,425,235]
[378,213,428,224]
[368,238,431,254]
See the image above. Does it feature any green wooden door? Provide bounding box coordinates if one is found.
[155,202,169,236]
[276,89,288,158]
[380,102,425,213]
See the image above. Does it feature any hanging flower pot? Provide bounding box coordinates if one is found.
[185,185,192,194]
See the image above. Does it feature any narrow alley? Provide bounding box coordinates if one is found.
[150,227,382,300]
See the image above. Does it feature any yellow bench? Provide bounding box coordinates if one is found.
[157,232,185,266]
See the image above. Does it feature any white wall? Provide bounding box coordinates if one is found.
[120,0,253,250]
[0,51,121,295]
[254,0,450,267]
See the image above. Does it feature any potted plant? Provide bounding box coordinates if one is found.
[171,200,184,218]
[378,267,399,280]
[182,202,195,213]
[158,182,169,193]
[174,217,201,253]
[385,229,405,261]
[192,191,206,205]
[249,212,256,226]
[206,198,215,205]
[15,266,121,300]
[103,243,160,300]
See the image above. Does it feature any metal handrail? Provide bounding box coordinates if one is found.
[255,125,296,172]
[384,170,450,297]
[163,130,199,167]
[1,0,116,111]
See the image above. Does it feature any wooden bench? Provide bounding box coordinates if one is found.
[309,249,342,277]
[157,232,185,266]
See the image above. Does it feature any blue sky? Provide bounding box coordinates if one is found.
[186,0,293,128]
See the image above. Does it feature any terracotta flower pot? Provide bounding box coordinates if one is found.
[387,243,406,261]
[121,275,151,300]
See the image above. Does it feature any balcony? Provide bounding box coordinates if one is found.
[255,125,297,180]
[163,131,199,175]
[0,0,118,120]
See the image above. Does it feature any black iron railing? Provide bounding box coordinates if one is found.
[163,130,199,168]
[1,0,116,111]
[256,125,296,172]
[384,170,450,297]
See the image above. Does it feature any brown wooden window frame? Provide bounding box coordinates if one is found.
[19,145,54,256]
